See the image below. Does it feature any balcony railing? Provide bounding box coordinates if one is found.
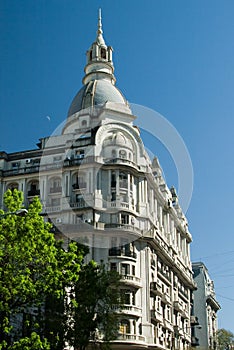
[45,206,61,213]
[104,157,138,168]
[150,281,163,296]
[28,189,40,197]
[105,223,141,234]
[121,275,141,285]
[109,248,137,259]
[112,304,141,314]
[151,309,163,323]
[72,182,87,190]
[115,334,145,343]
[49,187,62,194]
[70,200,88,209]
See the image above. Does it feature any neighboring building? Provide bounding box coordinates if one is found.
[192,262,221,350]
[0,12,198,349]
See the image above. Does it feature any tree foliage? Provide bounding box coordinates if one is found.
[67,261,122,350]
[217,328,234,349]
[0,189,122,350]
[0,189,84,349]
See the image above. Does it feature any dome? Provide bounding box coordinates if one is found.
[67,80,128,117]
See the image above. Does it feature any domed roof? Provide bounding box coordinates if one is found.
[67,80,128,117]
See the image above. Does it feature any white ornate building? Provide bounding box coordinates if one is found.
[0,12,197,349]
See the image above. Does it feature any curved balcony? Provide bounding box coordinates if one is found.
[105,223,141,236]
[121,305,142,317]
[104,157,138,170]
[121,275,141,288]
[114,333,146,343]
[70,200,89,209]
[109,247,137,259]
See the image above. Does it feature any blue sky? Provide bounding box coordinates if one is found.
[1,0,234,332]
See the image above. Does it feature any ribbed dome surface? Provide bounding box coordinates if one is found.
[67,80,127,117]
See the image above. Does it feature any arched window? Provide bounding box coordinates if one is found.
[28,180,40,196]
[81,120,87,127]
[7,183,18,191]
[101,48,106,59]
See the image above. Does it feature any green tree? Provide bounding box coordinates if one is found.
[0,189,84,349]
[68,261,122,350]
[217,329,234,349]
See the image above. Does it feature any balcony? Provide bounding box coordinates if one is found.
[28,189,40,197]
[158,268,171,283]
[151,309,163,323]
[150,281,163,296]
[109,248,137,259]
[162,293,171,305]
[115,333,145,343]
[112,304,142,317]
[121,275,141,287]
[109,201,130,210]
[49,187,62,194]
[63,156,100,167]
[3,165,40,177]
[190,315,199,326]
[105,223,141,235]
[121,305,142,316]
[191,336,200,347]
[163,319,174,332]
[72,182,87,190]
[45,206,61,213]
[70,200,88,209]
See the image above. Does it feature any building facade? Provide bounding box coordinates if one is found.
[192,262,220,350]
[0,12,197,349]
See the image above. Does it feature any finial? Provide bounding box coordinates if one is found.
[96,8,105,46]
[97,8,103,35]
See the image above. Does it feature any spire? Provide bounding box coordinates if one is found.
[96,8,106,46]
[83,9,115,85]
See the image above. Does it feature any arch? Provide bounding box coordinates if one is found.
[6,182,19,191]
[101,47,106,59]
[27,179,40,196]
[81,119,87,127]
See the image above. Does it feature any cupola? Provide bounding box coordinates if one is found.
[67,9,129,118]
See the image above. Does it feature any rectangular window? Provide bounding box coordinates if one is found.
[121,214,129,224]
[121,263,130,275]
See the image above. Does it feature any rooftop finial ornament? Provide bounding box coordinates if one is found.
[96,8,106,46]
[97,8,103,35]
